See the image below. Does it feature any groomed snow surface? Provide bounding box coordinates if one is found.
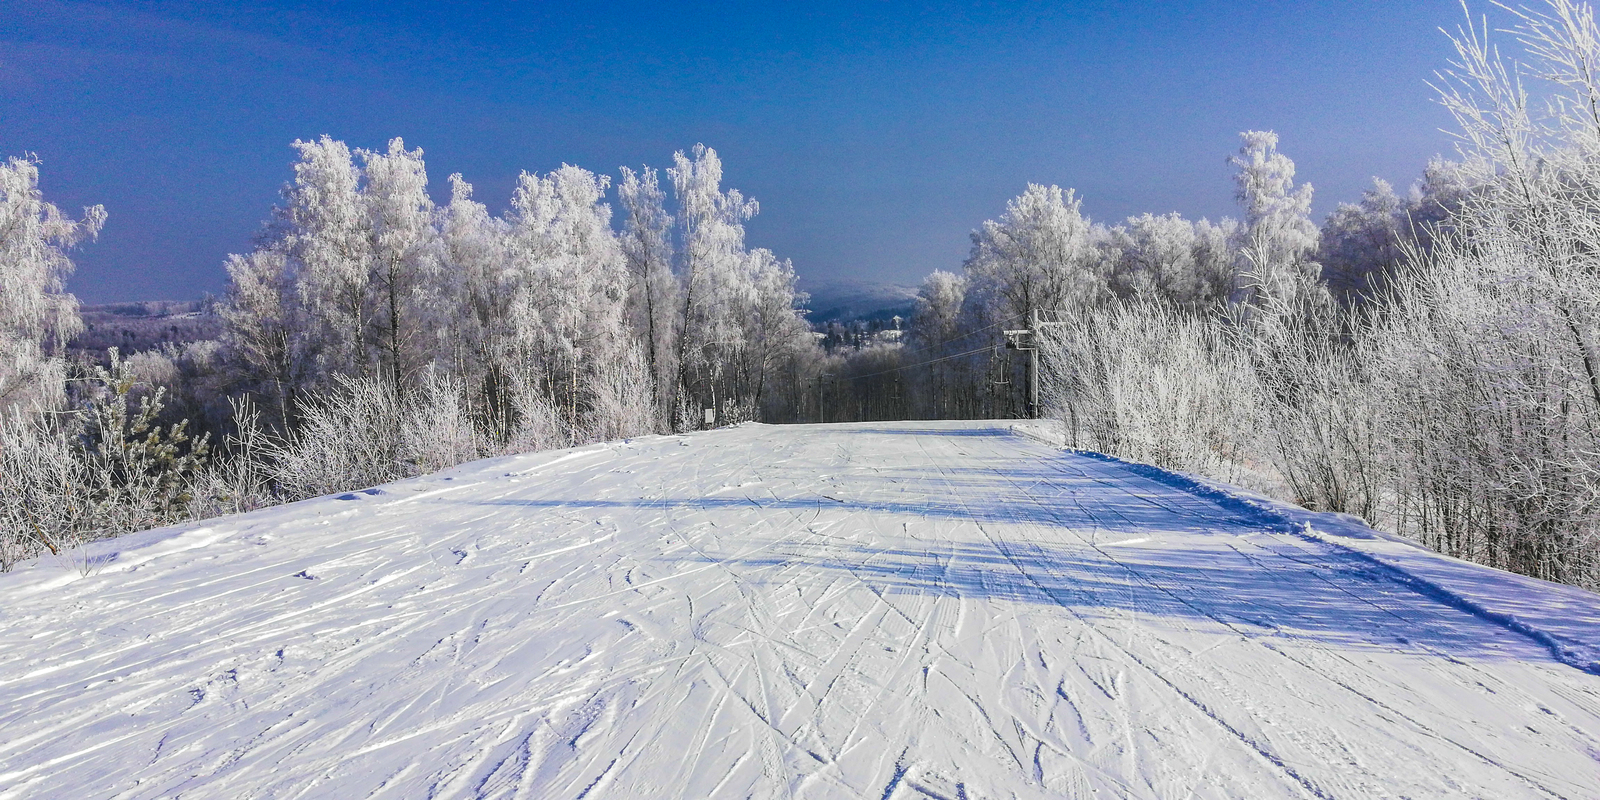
[2,421,1599,799]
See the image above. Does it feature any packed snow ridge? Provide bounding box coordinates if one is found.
[2,421,1599,799]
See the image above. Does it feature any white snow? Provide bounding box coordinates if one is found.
[2,420,1599,799]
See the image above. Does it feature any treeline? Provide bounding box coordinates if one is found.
[819,140,1467,423]
[0,142,820,571]
[815,0,1599,590]
[218,139,814,444]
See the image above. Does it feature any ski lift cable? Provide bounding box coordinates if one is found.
[857,312,1025,363]
[842,342,1009,381]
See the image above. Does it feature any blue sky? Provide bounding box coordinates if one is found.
[4,0,1467,301]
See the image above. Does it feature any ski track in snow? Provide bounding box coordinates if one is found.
[2,420,1599,799]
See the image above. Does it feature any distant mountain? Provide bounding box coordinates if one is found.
[798,278,919,324]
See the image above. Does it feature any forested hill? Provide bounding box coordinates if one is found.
[800,278,918,324]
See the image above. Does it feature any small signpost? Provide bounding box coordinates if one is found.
[704,407,716,427]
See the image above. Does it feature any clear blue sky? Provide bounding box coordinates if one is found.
[4,0,1470,302]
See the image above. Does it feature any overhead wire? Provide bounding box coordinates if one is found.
[827,311,1023,365]
[838,342,1012,382]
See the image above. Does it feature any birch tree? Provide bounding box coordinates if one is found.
[907,270,969,418]
[439,173,514,432]
[668,144,760,424]
[281,136,371,388]
[0,155,105,411]
[963,184,1107,327]
[1105,213,1236,309]
[359,138,442,398]
[505,164,628,436]
[218,249,297,425]
[1228,131,1324,312]
[739,246,810,418]
[618,165,677,424]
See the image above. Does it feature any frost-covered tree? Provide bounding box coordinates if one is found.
[1318,161,1478,307]
[739,246,810,417]
[504,164,629,436]
[963,184,1106,328]
[1318,178,1407,305]
[360,138,442,398]
[668,144,761,423]
[210,136,815,494]
[280,135,371,388]
[618,165,677,422]
[3,136,829,565]
[910,270,967,348]
[223,137,449,418]
[907,270,970,418]
[1105,213,1236,309]
[1229,131,1324,312]
[218,249,297,424]
[638,144,817,427]
[0,155,105,411]
[1407,157,1476,248]
[956,184,1107,418]
[438,173,514,430]
[1366,0,1600,587]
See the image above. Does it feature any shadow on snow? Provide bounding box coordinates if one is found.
[434,445,1570,668]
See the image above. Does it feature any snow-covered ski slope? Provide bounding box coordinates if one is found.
[3,421,1600,799]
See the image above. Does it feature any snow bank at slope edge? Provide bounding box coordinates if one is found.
[1007,420,1600,676]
